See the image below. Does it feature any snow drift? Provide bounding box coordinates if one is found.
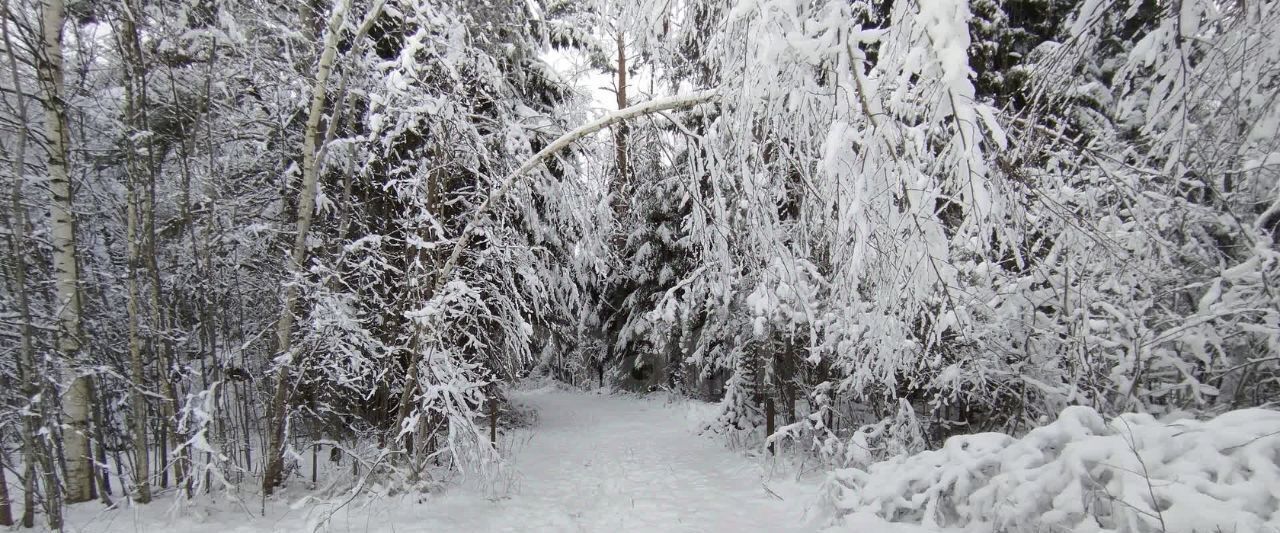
[823,406,1280,532]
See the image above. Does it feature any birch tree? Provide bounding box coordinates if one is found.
[261,0,349,496]
[263,0,388,495]
[35,0,91,504]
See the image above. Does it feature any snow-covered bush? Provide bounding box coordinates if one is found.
[823,406,1280,532]
[617,0,1280,468]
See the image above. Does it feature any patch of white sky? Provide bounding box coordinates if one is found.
[540,41,664,117]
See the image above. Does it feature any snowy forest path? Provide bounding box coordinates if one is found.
[57,387,822,532]
[418,386,819,532]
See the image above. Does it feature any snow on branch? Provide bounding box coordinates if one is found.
[433,89,721,289]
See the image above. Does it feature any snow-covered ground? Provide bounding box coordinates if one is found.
[53,386,855,532]
[404,386,820,532]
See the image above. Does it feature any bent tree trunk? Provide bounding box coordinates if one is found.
[37,0,92,505]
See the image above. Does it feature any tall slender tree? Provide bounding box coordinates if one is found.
[115,0,150,503]
[36,0,91,504]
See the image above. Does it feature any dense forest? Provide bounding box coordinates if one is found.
[0,0,1277,531]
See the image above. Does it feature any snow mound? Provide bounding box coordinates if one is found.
[823,406,1280,532]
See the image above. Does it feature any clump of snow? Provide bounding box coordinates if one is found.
[823,406,1280,532]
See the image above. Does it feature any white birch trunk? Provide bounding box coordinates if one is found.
[262,0,353,495]
[38,0,92,505]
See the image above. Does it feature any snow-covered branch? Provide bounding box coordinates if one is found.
[432,89,720,290]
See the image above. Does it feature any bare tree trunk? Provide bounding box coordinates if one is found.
[116,0,191,497]
[125,193,149,501]
[116,0,151,502]
[37,0,92,505]
[157,427,167,489]
[33,421,62,530]
[393,153,443,462]
[0,440,12,526]
[144,103,190,500]
[146,129,192,499]
[164,40,223,493]
[88,380,113,506]
[488,397,498,447]
[263,0,352,495]
[261,0,388,494]
[612,31,629,197]
[21,457,33,528]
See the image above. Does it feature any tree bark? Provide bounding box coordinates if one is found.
[126,184,150,502]
[117,0,190,496]
[0,440,12,526]
[37,0,92,505]
[488,397,498,447]
[21,457,33,527]
[116,0,151,502]
[612,31,629,197]
[144,90,189,501]
[157,427,167,489]
[87,380,113,506]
